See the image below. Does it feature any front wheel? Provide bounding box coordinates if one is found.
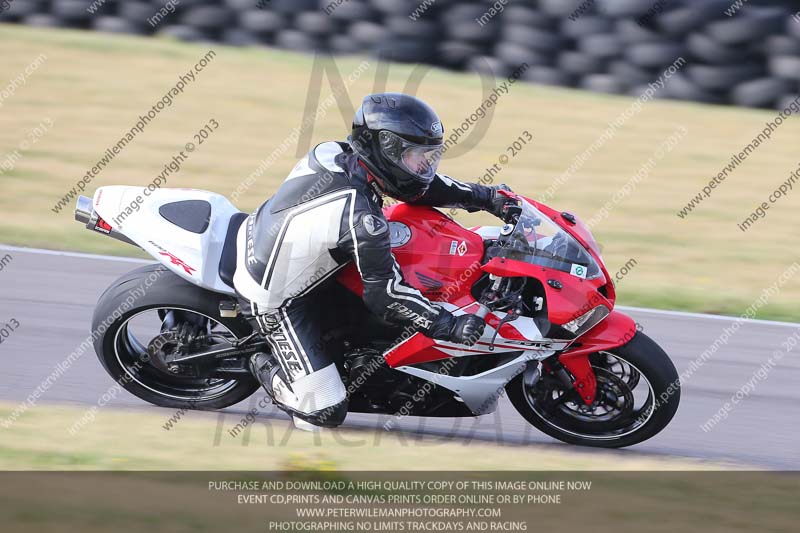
[507,332,680,448]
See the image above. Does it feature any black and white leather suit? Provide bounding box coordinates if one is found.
[232,141,497,426]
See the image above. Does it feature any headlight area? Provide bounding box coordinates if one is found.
[562,305,610,337]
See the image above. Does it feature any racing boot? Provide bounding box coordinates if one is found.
[248,353,322,432]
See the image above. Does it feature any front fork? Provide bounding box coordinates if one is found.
[543,311,640,405]
[544,353,597,405]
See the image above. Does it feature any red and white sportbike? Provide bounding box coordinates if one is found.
[74,187,679,448]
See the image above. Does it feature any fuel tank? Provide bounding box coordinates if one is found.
[337,203,485,306]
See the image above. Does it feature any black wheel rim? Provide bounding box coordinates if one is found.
[113,307,242,402]
[523,352,656,441]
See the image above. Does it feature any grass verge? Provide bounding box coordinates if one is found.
[3,404,796,533]
[0,402,725,471]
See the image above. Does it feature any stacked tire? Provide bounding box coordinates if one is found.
[3,0,800,111]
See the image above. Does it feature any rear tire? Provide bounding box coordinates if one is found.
[507,332,680,448]
[92,264,259,410]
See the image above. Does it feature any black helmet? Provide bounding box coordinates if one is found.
[349,93,444,201]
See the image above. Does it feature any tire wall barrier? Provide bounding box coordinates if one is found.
[3,0,800,110]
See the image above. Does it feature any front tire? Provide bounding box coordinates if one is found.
[507,332,680,448]
[91,264,259,410]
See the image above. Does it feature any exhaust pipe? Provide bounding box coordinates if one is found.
[74,195,138,247]
[75,195,93,224]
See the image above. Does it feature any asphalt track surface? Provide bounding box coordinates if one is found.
[1,245,798,469]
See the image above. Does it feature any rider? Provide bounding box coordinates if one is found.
[232,93,517,430]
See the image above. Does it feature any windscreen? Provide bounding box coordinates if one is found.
[487,199,603,280]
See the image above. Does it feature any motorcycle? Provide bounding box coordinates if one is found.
[74,185,679,448]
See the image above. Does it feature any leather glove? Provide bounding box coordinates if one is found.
[449,314,486,346]
[428,311,486,346]
[488,184,518,220]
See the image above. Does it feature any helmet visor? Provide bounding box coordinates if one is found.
[379,130,443,181]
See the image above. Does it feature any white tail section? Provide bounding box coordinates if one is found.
[92,186,242,295]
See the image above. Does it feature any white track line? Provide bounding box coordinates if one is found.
[617,306,799,329]
[3,244,798,328]
[0,244,151,264]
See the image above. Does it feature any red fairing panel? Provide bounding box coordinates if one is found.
[338,203,485,308]
[560,310,637,359]
[384,333,451,367]
[481,257,611,327]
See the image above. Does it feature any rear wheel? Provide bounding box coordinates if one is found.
[507,332,680,448]
[92,264,259,410]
